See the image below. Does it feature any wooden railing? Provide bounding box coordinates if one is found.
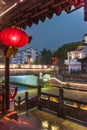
[14,86,87,124]
[14,92,38,112]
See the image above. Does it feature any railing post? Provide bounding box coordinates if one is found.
[37,73,43,109]
[2,85,6,113]
[37,85,42,109]
[77,102,81,110]
[25,92,29,111]
[57,88,65,118]
[18,96,21,112]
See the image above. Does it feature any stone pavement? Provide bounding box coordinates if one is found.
[0,110,39,130]
[0,109,87,130]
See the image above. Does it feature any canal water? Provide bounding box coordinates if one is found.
[9,74,51,92]
[11,83,34,92]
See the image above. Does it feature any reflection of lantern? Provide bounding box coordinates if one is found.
[0,27,29,57]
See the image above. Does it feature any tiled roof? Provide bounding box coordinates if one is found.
[0,0,84,30]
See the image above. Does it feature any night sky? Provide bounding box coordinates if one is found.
[22,7,87,52]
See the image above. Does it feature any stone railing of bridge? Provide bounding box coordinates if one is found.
[50,77,87,91]
[0,64,54,76]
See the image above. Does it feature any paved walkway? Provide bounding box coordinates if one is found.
[30,109,87,130]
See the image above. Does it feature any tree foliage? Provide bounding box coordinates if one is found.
[53,42,82,62]
[40,48,53,65]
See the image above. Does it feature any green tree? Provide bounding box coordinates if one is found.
[40,48,53,65]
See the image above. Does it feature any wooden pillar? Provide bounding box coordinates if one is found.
[37,85,41,109]
[5,56,10,111]
[84,0,87,21]
[25,92,29,111]
[37,74,42,109]
[18,96,21,112]
[58,88,65,118]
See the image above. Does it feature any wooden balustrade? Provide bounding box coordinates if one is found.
[14,86,87,124]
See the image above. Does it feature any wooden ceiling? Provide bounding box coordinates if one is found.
[0,0,85,30]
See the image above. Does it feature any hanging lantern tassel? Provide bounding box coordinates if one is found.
[6,46,18,58]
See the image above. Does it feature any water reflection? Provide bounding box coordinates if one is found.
[42,120,48,129]
[51,125,59,130]
[41,120,59,130]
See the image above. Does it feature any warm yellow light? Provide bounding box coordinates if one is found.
[19,0,24,2]
[42,121,48,129]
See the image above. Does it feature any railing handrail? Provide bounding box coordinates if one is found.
[14,86,87,124]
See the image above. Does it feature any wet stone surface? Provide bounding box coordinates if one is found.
[31,109,87,130]
[0,109,87,130]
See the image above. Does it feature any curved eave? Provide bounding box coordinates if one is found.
[0,0,84,30]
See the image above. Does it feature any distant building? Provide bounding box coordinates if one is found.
[10,47,41,64]
[67,50,85,60]
[65,59,81,73]
[65,34,87,73]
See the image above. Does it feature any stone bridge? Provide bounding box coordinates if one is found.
[0,64,54,76]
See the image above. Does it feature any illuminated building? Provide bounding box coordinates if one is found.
[10,47,40,64]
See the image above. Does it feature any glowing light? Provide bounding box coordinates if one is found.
[51,125,59,130]
[42,121,48,129]
[0,64,5,68]
[12,36,17,41]
[43,65,47,69]
[0,3,17,17]
[19,0,24,2]
[0,0,25,17]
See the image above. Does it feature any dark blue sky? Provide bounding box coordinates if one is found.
[22,7,87,52]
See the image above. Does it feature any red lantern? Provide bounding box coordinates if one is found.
[0,27,29,57]
[0,27,29,48]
